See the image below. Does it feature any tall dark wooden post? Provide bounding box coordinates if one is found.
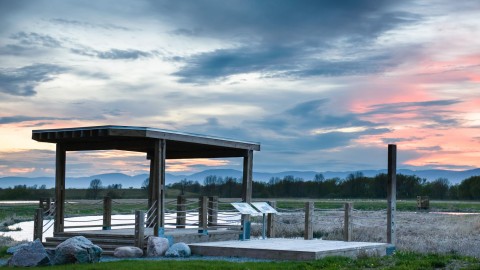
[241,150,253,204]
[103,196,112,230]
[176,195,186,229]
[147,153,155,228]
[54,143,66,233]
[241,150,253,238]
[152,140,166,236]
[387,144,397,245]
[208,196,218,226]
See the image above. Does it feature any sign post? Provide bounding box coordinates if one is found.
[251,202,278,240]
[231,202,259,241]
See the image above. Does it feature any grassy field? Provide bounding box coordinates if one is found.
[0,251,479,269]
[2,198,480,223]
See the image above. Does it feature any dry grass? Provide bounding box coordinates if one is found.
[251,210,480,258]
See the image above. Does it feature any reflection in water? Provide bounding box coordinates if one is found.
[1,213,241,242]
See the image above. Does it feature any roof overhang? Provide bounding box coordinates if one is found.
[32,125,260,159]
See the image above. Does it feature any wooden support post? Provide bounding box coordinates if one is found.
[103,196,112,230]
[152,140,166,236]
[208,196,218,226]
[134,210,145,249]
[387,144,397,245]
[147,154,154,228]
[176,195,186,229]
[46,198,51,215]
[241,150,253,238]
[54,143,66,233]
[267,201,276,238]
[39,198,45,210]
[304,201,314,240]
[199,196,208,232]
[344,202,353,241]
[33,208,43,241]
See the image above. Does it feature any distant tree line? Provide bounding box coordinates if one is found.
[1,174,479,200]
[168,173,480,200]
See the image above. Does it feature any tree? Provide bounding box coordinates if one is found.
[141,178,149,190]
[86,179,103,199]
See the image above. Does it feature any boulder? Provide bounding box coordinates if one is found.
[6,242,29,255]
[7,239,51,267]
[113,246,143,258]
[53,236,103,265]
[165,242,191,258]
[146,236,169,257]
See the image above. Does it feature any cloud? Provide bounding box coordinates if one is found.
[49,18,133,31]
[173,44,398,83]
[10,31,62,48]
[162,1,419,83]
[71,48,156,60]
[364,99,463,128]
[0,115,71,125]
[0,64,68,96]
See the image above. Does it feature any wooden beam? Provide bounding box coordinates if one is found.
[387,144,397,245]
[54,143,66,233]
[166,149,246,159]
[64,140,150,152]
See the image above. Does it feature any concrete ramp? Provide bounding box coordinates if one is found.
[189,238,388,261]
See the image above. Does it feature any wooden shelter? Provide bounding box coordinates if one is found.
[32,125,260,236]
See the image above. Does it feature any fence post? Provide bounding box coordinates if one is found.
[33,208,44,241]
[343,202,353,241]
[208,196,218,227]
[267,201,276,238]
[176,195,186,229]
[134,210,145,249]
[387,144,397,246]
[103,196,112,230]
[304,201,314,240]
[199,196,208,233]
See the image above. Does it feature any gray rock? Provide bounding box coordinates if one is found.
[6,242,29,255]
[7,239,51,267]
[146,236,169,257]
[53,236,103,265]
[165,242,191,257]
[113,246,143,258]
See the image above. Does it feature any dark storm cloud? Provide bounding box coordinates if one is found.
[159,0,420,82]
[0,64,68,96]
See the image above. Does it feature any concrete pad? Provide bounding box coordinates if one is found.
[189,238,388,261]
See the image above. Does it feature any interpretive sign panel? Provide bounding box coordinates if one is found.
[231,203,259,215]
[251,202,277,214]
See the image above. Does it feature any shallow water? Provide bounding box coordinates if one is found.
[1,212,241,242]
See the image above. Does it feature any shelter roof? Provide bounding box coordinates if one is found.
[32,125,260,159]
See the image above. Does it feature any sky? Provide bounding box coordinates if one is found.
[0,0,479,178]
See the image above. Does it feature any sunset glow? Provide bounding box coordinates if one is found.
[0,0,479,177]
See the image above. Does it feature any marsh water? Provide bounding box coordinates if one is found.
[1,213,242,242]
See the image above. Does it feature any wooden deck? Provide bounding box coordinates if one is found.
[189,238,389,260]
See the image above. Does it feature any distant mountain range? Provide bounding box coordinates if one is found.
[0,168,479,189]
